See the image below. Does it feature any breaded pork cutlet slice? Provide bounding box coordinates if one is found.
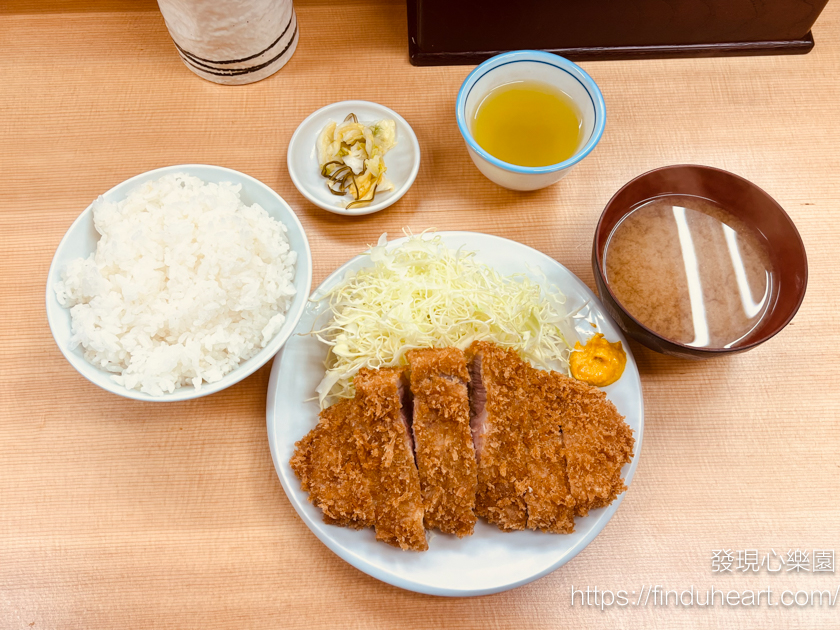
[406,348,478,537]
[465,341,531,531]
[466,341,576,533]
[520,368,577,534]
[290,399,376,529]
[352,368,428,551]
[546,373,634,517]
[290,368,427,550]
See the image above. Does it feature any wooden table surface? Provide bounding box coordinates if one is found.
[2,1,839,628]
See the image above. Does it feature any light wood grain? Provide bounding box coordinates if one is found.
[1,1,839,628]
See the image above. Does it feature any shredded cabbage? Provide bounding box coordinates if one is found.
[310,232,576,408]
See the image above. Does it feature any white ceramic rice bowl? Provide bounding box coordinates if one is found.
[46,164,313,402]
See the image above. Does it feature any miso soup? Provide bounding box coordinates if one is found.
[604,196,773,349]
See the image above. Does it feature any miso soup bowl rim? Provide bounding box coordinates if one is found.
[593,164,808,356]
[456,50,606,175]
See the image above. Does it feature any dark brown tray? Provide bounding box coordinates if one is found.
[408,0,828,66]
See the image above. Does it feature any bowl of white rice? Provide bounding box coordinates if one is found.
[46,165,312,402]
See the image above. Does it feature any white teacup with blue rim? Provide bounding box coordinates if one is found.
[456,50,606,191]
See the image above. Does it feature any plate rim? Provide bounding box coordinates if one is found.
[266,230,644,596]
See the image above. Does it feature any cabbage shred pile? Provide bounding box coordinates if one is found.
[311,233,576,408]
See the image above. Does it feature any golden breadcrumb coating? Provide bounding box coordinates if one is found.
[292,341,633,549]
[406,348,478,537]
[465,342,531,531]
[352,368,428,551]
[466,341,576,533]
[290,399,375,529]
[545,373,635,517]
[522,369,576,534]
[291,368,427,551]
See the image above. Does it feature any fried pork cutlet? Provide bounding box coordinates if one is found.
[466,341,576,533]
[465,342,531,531]
[521,369,577,534]
[290,398,375,529]
[352,368,428,551]
[291,367,427,551]
[546,373,635,517]
[406,348,477,537]
[292,341,633,548]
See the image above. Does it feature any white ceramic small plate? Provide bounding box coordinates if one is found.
[46,164,313,402]
[286,100,421,215]
[266,232,644,596]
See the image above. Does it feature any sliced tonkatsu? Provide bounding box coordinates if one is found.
[465,341,532,531]
[520,368,576,534]
[406,348,478,537]
[292,341,633,550]
[291,367,427,551]
[466,341,576,533]
[352,368,428,551]
[546,373,634,517]
[290,398,376,529]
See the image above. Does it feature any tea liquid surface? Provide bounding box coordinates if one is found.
[472,80,582,167]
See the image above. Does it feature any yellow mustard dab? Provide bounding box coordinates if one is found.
[569,333,627,387]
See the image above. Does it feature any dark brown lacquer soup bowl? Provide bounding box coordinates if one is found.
[592,165,808,360]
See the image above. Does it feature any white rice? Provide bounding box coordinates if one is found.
[54,173,297,396]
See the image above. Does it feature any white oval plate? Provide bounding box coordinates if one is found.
[286,100,420,215]
[266,232,644,596]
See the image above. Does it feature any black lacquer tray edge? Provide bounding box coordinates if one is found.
[407,0,816,67]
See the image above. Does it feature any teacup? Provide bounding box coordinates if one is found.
[456,50,606,191]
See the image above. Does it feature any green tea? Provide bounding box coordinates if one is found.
[472,80,582,167]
